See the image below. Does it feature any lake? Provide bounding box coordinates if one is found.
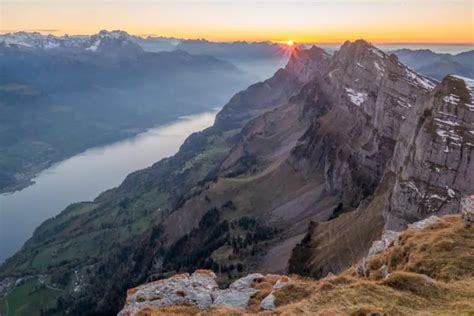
[0,110,218,263]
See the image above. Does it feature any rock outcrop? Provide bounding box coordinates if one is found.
[119,270,218,315]
[462,194,474,227]
[384,75,474,230]
[356,215,439,277]
[119,270,289,315]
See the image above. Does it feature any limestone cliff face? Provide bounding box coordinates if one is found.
[289,68,474,278]
[157,40,471,280]
[156,39,470,282]
[290,40,437,208]
[385,75,474,229]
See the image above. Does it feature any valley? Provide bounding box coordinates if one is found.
[0,111,218,263]
[0,30,279,194]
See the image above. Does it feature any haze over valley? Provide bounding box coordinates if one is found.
[0,30,289,195]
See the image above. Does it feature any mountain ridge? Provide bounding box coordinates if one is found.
[392,48,474,80]
[1,39,472,315]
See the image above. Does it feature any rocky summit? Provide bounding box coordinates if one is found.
[1,39,473,315]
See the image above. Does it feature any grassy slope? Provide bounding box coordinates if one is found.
[0,130,234,315]
[139,214,474,315]
[0,278,63,316]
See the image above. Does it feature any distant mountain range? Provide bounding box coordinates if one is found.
[0,30,157,52]
[2,31,471,81]
[391,48,474,80]
[0,30,289,79]
[0,30,283,57]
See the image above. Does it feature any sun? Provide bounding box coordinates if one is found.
[277,39,297,55]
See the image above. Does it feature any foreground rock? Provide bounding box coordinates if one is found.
[119,270,289,315]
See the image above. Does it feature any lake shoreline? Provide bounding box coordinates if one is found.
[0,110,219,263]
[1,130,145,195]
[0,109,220,196]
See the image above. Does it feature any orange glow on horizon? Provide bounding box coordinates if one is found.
[2,27,472,45]
[2,1,473,45]
[8,29,470,46]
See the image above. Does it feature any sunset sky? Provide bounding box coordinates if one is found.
[2,0,473,44]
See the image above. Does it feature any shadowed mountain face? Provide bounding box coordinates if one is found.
[392,48,474,80]
[0,31,256,193]
[1,40,473,316]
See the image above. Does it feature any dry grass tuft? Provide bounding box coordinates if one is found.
[370,215,474,282]
[137,305,245,315]
[380,271,443,297]
[248,275,281,311]
[348,304,384,316]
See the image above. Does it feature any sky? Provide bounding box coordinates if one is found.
[1,0,473,44]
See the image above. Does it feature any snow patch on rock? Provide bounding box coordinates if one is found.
[405,68,437,91]
[86,39,100,52]
[345,88,368,106]
[453,75,474,111]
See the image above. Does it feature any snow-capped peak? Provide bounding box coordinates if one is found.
[0,30,138,52]
[97,30,131,40]
[0,31,63,49]
[84,30,142,54]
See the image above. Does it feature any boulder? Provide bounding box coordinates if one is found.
[212,273,263,309]
[367,230,401,257]
[461,195,474,228]
[408,216,439,230]
[260,276,289,310]
[260,293,276,310]
[212,289,257,309]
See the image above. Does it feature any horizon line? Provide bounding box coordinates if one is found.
[1,29,473,46]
